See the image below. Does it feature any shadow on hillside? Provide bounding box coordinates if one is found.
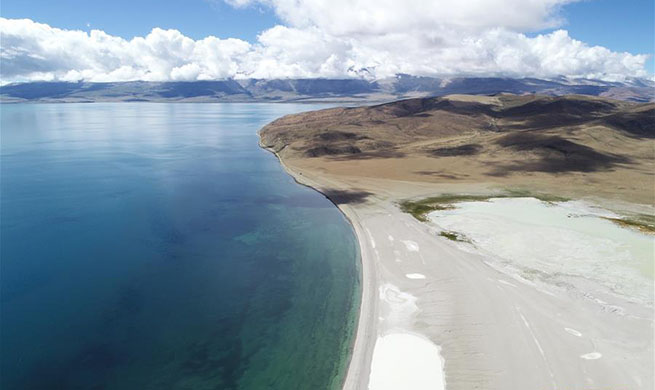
[414,171,469,180]
[486,132,632,175]
[427,144,482,157]
[322,189,373,205]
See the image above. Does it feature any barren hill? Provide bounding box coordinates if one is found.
[260,94,655,205]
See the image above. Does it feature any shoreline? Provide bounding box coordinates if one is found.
[257,137,376,390]
[259,134,654,390]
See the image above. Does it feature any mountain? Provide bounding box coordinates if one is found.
[259,94,655,205]
[1,76,653,103]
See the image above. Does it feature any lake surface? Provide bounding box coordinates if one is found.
[0,103,361,389]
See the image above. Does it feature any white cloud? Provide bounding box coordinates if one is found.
[241,0,576,34]
[0,0,650,84]
[0,18,251,82]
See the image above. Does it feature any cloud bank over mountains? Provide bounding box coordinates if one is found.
[0,0,650,83]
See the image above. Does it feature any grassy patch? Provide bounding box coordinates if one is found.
[438,231,469,242]
[399,194,492,221]
[603,215,655,235]
[399,190,567,222]
[503,189,569,203]
[399,202,450,222]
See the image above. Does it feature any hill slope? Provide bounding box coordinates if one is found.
[260,94,655,205]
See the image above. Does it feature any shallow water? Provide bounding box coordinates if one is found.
[429,197,654,304]
[1,103,360,389]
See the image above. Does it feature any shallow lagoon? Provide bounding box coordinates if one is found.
[1,103,360,389]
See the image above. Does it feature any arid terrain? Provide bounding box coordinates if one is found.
[261,94,654,206]
[260,94,655,390]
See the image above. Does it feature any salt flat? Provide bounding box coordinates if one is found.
[429,197,654,305]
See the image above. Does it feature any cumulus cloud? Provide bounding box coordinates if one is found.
[0,18,251,82]
[232,0,576,34]
[0,0,650,83]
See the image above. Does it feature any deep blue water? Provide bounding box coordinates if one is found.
[0,103,360,389]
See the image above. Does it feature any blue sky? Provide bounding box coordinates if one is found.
[3,0,651,56]
[0,0,280,42]
[1,0,652,81]
[557,0,654,72]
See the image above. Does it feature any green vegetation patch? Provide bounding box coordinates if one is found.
[603,215,655,235]
[399,202,449,222]
[503,189,569,203]
[439,231,470,242]
[399,194,491,222]
[399,191,568,222]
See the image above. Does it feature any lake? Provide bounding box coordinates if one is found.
[0,103,360,389]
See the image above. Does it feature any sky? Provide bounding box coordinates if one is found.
[0,0,280,43]
[0,0,653,83]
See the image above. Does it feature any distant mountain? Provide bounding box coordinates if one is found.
[1,76,653,103]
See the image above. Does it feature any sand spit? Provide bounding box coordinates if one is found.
[257,95,654,389]
[267,160,653,390]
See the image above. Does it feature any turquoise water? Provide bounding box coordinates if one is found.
[0,103,360,389]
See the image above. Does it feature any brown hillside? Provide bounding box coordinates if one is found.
[260,94,655,205]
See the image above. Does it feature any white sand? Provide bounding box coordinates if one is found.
[368,333,446,390]
[401,240,420,252]
[580,352,603,360]
[565,328,583,337]
[340,194,653,390]
[378,283,418,329]
[264,158,654,390]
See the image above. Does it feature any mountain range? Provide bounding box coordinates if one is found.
[1,75,653,103]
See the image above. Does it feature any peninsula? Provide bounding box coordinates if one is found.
[260,94,655,389]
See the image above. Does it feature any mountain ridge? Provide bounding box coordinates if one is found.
[2,76,653,103]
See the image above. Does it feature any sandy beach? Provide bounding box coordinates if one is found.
[264,149,653,389]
